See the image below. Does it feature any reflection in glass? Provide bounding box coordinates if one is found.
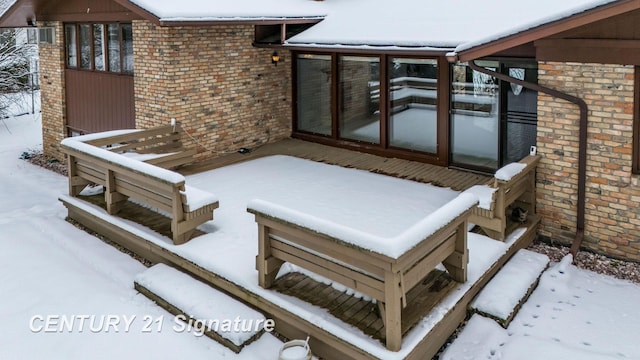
[79,24,91,69]
[107,24,120,72]
[93,24,105,71]
[122,24,134,73]
[296,54,332,136]
[339,56,380,143]
[451,61,499,169]
[503,63,538,164]
[388,58,438,153]
[65,24,77,68]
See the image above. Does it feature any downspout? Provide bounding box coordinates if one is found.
[467,60,588,258]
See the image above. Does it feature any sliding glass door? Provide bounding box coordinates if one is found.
[296,54,332,136]
[450,61,500,169]
[339,56,380,144]
[388,58,438,153]
[450,60,538,171]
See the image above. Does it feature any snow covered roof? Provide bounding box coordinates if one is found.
[126,0,624,54]
[286,0,621,52]
[0,0,17,18]
[127,0,327,22]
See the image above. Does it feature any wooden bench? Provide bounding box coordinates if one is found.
[61,127,218,245]
[82,124,197,170]
[247,193,477,351]
[468,155,541,241]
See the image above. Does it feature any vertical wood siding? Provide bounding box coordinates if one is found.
[65,69,134,133]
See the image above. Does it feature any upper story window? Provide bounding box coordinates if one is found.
[65,23,133,74]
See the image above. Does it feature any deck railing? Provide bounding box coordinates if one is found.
[468,155,541,240]
[60,126,218,245]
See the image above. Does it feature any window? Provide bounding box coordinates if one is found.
[121,24,133,73]
[294,52,440,156]
[450,60,538,171]
[296,54,332,136]
[107,23,120,72]
[27,28,37,44]
[79,24,91,69]
[65,23,133,74]
[389,57,438,153]
[339,55,380,144]
[38,28,55,45]
[450,61,500,169]
[93,24,106,71]
[65,24,77,68]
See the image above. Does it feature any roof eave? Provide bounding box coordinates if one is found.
[284,42,453,56]
[0,0,35,28]
[111,0,161,25]
[157,17,323,27]
[455,0,640,63]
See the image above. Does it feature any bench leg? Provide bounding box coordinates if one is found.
[172,231,191,245]
[256,224,283,288]
[383,270,402,351]
[443,221,469,283]
[105,169,128,214]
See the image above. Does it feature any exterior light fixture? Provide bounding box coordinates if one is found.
[27,18,36,27]
[271,51,280,66]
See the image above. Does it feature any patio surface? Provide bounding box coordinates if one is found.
[181,138,492,191]
[61,148,537,359]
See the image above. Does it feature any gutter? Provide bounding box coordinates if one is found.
[466,60,588,258]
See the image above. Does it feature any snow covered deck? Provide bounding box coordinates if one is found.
[59,143,540,359]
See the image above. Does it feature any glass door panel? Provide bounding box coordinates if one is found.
[451,61,499,169]
[339,56,380,144]
[296,54,332,136]
[388,58,438,153]
[502,62,538,164]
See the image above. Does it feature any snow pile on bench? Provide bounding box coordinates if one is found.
[464,185,496,210]
[247,191,478,259]
[181,185,219,212]
[495,162,527,182]
[470,249,549,326]
[61,137,185,184]
[135,264,265,352]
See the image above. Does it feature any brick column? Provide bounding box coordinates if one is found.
[39,21,67,161]
[537,62,640,261]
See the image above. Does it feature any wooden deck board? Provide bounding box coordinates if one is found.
[61,193,540,360]
[59,139,543,359]
[180,139,491,191]
[272,269,454,346]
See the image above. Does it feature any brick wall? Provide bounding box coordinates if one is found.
[133,21,292,160]
[537,62,640,261]
[39,21,66,161]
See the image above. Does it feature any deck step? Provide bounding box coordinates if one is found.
[134,264,266,353]
[469,249,549,327]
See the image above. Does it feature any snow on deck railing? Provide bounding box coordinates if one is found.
[61,137,186,185]
[494,162,527,182]
[247,192,478,259]
[68,129,142,143]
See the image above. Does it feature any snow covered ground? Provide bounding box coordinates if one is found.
[0,114,284,359]
[442,255,640,360]
[2,108,640,359]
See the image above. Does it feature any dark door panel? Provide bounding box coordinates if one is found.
[65,69,134,134]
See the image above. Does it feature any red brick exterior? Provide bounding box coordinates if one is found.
[36,21,640,261]
[38,21,67,162]
[132,21,292,160]
[537,62,640,261]
[39,20,292,162]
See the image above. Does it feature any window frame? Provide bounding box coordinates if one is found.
[633,66,640,174]
[293,51,447,164]
[64,22,133,75]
